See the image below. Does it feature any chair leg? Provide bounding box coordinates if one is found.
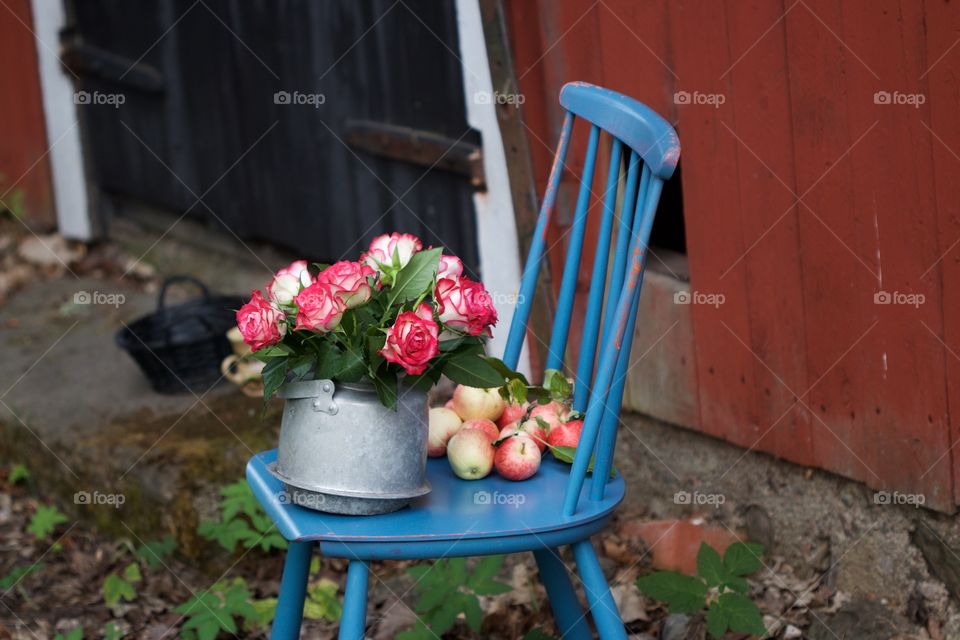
[271,541,313,640]
[534,549,592,640]
[572,540,627,640]
[339,560,369,640]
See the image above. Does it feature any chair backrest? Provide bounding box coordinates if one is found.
[502,82,679,516]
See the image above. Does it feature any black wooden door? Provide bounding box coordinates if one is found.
[67,0,480,272]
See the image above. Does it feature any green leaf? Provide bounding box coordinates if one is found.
[470,580,513,596]
[723,541,765,576]
[27,505,68,540]
[507,378,528,404]
[52,628,83,640]
[261,358,287,403]
[334,347,366,382]
[442,352,505,388]
[696,543,727,588]
[8,463,29,485]
[483,357,529,385]
[467,555,504,590]
[717,593,766,636]
[705,601,728,638]
[387,247,442,308]
[635,571,707,615]
[460,592,484,631]
[102,621,123,640]
[0,563,42,590]
[425,595,462,635]
[303,578,343,621]
[253,343,293,359]
[122,562,142,583]
[543,369,573,401]
[135,534,176,569]
[447,557,468,585]
[371,371,398,410]
[103,573,137,607]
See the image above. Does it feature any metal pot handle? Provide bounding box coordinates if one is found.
[277,379,339,415]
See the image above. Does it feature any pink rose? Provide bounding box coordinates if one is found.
[267,260,312,305]
[317,261,376,308]
[435,276,498,337]
[437,255,464,280]
[379,303,440,375]
[361,233,423,277]
[294,281,346,332]
[236,290,286,351]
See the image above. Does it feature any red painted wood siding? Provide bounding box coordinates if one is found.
[506,0,960,511]
[0,0,55,227]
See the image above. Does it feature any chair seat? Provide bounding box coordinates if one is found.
[247,449,624,559]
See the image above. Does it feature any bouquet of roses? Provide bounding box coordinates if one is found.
[235,232,516,408]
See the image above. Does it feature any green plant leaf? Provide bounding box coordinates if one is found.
[123,562,142,583]
[442,352,505,388]
[27,505,68,540]
[386,247,442,308]
[371,370,398,410]
[635,571,707,615]
[460,592,484,632]
[103,573,137,607]
[467,555,504,590]
[723,541,765,576]
[135,534,176,569]
[102,621,123,640]
[303,578,342,621]
[0,563,42,590]
[696,543,727,588]
[261,357,287,403]
[717,593,766,635]
[8,463,29,485]
[334,347,366,382]
[483,356,529,385]
[705,600,728,638]
[52,628,83,640]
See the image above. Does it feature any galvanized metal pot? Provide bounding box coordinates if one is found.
[269,378,430,515]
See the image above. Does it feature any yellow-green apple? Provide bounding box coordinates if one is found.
[547,418,583,449]
[452,385,505,421]
[500,418,549,451]
[496,401,528,429]
[428,407,462,457]
[494,433,542,481]
[460,418,500,443]
[447,429,495,480]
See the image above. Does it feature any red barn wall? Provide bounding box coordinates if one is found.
[0,0,55,227]
[505,0,960,512]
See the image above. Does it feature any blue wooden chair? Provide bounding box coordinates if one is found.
[247,81,679,639]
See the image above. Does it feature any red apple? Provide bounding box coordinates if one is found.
[460,418,500,444]
[500,418,548,452]
[447,429,495,480]
[452,385,506,422]
[428,407,462,457]
[494,434,542,481]
[496,401,528,429]
[529,401,570,436]
[547,419,583,449]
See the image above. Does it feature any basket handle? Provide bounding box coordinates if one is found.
[157,276,211,310]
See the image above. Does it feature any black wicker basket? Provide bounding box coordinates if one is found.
[116,276,246,394]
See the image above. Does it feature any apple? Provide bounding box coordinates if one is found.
[500,418,549,452]
[452,385,506,422]
[447,429,495,480]
[529,401,571,436]
[428,407,462,457]
[460,418,500,443]
[547,419,583,449]
[496,401,528,429]
[494,433,542,481]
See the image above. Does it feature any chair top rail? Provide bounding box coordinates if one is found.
[559,82,679,179]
